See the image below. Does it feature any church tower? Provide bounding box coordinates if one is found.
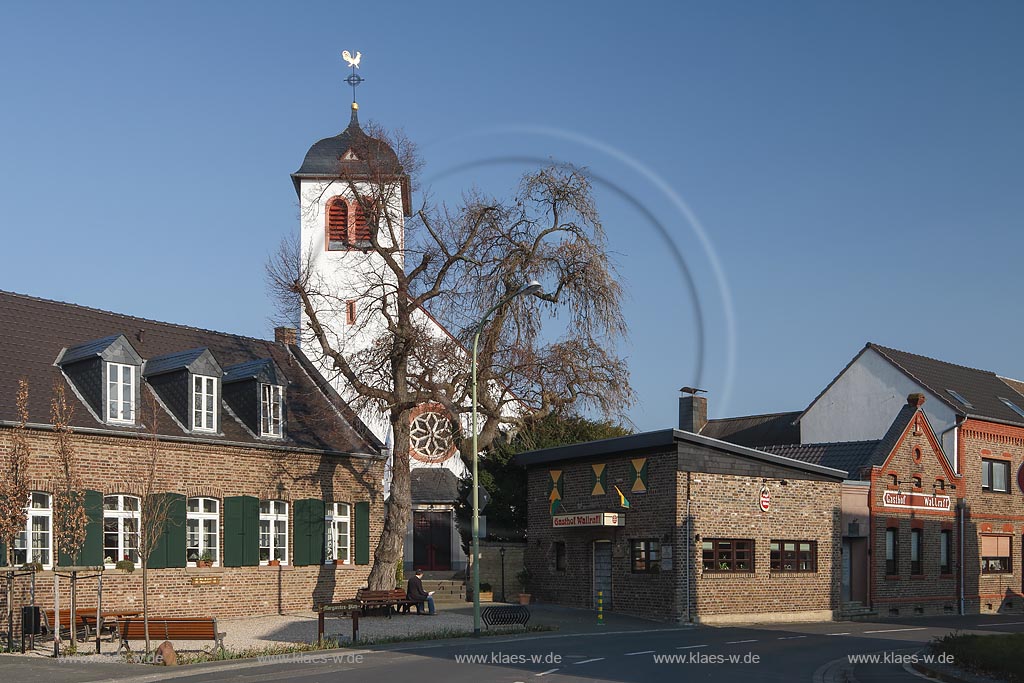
[290,65,468,574]
[290,101,412,442]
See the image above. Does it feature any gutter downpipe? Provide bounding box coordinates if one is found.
[685,470,692,623]
[958,498,966,616]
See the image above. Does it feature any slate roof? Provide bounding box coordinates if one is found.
[513,428,847,479]
[701,411,801,447]
[143,348,214,377]
[0,290,382,456]
[760,402,920,479]
[410,468,460,503]
[759,441,882,478]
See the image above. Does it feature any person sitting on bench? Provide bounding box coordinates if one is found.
[406,568,435,615]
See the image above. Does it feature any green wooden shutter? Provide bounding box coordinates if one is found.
[243,496,259,566]
[148,493,186,569]
[354,501,370,565]
[58,489,103,567]
[293,499,326,566]
[0,539,7,566]
[224,496,244,567]
[293,499,308,566]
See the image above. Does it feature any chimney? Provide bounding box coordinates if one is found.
[907,393,926,408]
[678,390,708,433]
[274,326,297,346]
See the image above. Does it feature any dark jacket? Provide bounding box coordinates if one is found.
[407,575,429,602]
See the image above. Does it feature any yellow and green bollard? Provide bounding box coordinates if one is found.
[597,590,604,626]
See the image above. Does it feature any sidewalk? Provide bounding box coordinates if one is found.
[0,603,681,682]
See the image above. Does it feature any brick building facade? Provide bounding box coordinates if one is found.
[0,291,386,634]
[516,426,845,624]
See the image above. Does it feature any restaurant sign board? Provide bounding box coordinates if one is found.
[552,512,624,528]
[881,491,951,511]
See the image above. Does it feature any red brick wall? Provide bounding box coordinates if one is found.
[0,426,385,627]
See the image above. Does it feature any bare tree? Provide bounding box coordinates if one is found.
[51,382,88,566]
[135,394,175,656]
[269,122,631,588]
[0,379,30,648]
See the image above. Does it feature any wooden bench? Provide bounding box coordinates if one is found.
[355,588,415,617]
[116,617,225,655]
[41,608,93,639]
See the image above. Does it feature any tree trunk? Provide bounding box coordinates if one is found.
[366,417,411,590]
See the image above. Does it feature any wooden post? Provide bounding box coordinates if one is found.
[352,612,359,643]
[70,570,76,646]
[6,573,12,654]
[52,572,60,657]
[317,608,324,643]
[95,574,102,654]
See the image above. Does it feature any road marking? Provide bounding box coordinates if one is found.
[980,621,1024,626]
[862,627,928,634]
[777,635,807,640]
[676,644,708,649]
[825,632,851,636]
[535,669,559,677]
[624,650,655,656]
[575,658,605,665]
[726,639,757,644]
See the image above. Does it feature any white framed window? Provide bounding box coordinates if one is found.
[259,500,288,564]
[260,384,283,437]
[14,492,52,568]
[106,363,135,423]
[186,497,219,566]
[192,375,217,432]
[103,495,140,567]
[325,502,351,564]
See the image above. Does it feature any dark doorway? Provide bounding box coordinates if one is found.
[842,537,868,604]
[593,540,612,609]
[413,511,452,571]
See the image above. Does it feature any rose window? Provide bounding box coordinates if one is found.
[409,410,455,462]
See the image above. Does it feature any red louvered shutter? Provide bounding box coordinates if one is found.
[327,199,349,244]
[351,201,374,242]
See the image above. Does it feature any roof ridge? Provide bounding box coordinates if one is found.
[869,342,998,377]
[706,410,801,422]
[765,439,881,448]
[0,289,275,347]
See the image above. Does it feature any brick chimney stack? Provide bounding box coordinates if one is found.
[274,326,297,346]
[679,391,708,433]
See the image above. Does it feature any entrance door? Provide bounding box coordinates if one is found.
[593,540,612,610]
[413,511,452,571]
[841,540,852,602]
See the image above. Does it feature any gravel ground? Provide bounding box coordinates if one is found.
[15,607,481,658]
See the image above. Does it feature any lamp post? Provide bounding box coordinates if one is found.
[472,280,542,635]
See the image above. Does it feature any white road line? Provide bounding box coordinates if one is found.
[980,621,1024,626]
[862,627,928,634]
[777,635,807,640]
[726,639,758,644]
[535,669,559,677]
[676,644,708,650]
[825,632,851,636]
[624,650,655,656]
[575,657,605,665]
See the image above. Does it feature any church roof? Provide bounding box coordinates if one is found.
[292,105,411,215]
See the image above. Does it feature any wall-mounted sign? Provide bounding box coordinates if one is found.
[190,576,221,586]
[759,485,771,513]
[552,512,624,528]
[882,491,951,511]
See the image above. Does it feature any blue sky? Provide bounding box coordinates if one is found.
[1,1,1022,430]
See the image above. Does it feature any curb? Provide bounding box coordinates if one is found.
[911,660,1006,683]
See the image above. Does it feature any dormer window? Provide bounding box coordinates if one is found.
[261,384,283,437]
[193,375,218,432]
[107,362,136,423]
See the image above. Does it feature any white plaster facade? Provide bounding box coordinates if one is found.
[800,347,960,472]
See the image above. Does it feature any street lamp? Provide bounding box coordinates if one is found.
[472,280,542,635]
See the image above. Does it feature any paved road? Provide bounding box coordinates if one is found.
[51,614,1022,683]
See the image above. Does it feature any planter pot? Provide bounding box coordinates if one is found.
[518,593,531,605]
[196,560,213,568]
[267,560,281,567]
[334,560,347,566]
